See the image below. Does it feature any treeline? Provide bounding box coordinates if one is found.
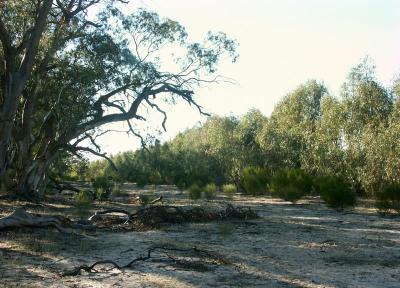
[77,59,400,211]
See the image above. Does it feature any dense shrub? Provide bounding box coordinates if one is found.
[136,175,148,188]
[274,183,304,203]
[139,194,151,206]
[73,190,93,218]
[91,176,113,200]
[188,183,202,200]
[222,184,236,194]
[242,166,269,195]
[316,175,356,210]
[270,169,312,203]
[375,184,400,214]
[95,187,106,200]
[149,170,162,185]
[204,183,217,200]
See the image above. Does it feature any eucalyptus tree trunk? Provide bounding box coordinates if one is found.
[0,0,53,179]
[15,153,57,199]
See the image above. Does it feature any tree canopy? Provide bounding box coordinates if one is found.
[0,0,237,197]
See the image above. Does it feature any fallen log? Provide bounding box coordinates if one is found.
[0,204,258,233]
[0,207,73,233]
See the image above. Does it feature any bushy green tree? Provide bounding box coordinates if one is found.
[241,166,269,195]
[375,184,400,214]
[0,1,237,198]
[270,169,312,203]
[316,175,356,210]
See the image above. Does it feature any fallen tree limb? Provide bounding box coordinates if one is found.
[63,246,227,276]
[149,195,163,205]
[0,204,258,233]
[87,196,163,222]
[0,207,73,233]
[49,176,81,193]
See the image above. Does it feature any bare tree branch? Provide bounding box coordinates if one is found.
[65,145,117,170]
[145,98,167,131]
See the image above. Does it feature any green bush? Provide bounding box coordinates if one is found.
[270,169,312,203]
[222,184,236,194]
[242,166,269,195]
[188,183,202,200]
[274,183,304,203]
[95,187,106,200]
[139,194,150,206]
[111,184,129,198]
[149,170,162,185]
[204,183,217,200]
[316,175,356,210]
[92,176,113,200]
[73,190,93,218]
[376,184,400,214]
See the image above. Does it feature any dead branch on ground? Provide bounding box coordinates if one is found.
[63,246,228,276]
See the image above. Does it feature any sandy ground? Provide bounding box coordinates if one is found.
[0,185,399,288]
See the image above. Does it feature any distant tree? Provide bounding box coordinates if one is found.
[258,80,327,170]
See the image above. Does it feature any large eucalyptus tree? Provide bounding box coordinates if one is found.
[0,0,237,197]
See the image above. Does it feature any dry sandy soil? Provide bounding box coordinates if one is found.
[0,185,399,288]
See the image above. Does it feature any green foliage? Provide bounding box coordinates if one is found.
[77,59,399,212]
[222,184,236,195]
[375,184,400,214]
[149,170,162,185]
[73,191,93,218]
[92,176,113,192]
[204,183,217,200]
[139,194,151,206]
[91,176,113,200]
[276,184,304,203]
[316,176,356,210]
[242,166,269,195]
[271,169,312,203]
[111,184,129,198]
[0,1,237,197]
[188,184,202,200]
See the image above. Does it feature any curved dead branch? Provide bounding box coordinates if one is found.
[63,246,227,276]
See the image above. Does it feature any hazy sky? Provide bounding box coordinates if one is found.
[96,0,400,157]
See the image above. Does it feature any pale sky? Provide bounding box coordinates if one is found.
[95,0,400,157]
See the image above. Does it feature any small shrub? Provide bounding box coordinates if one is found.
[92,176,113,200]
[188,184,202,200]
[149,170,162,185]
[316,175,356,210]
[73,190,93,218]
[275,183,304,203]
[204,183,217,200]
[136,175,148,188]
[95,187,106,200]
[376,184,400,214]
[92,175,113,191]
[111,184,129,198]
[175,179,187,191]
[242,166,269,195]
[139,194,150,206]
[222,184,236,194]
[271,169,312,203]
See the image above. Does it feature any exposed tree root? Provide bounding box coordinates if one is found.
[63,246,228,276]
